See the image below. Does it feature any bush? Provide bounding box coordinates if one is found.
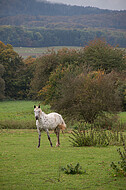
[53,70,121,123]
[94,113,124,130]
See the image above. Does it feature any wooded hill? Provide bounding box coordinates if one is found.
[0,0,125,30]
[0,0,126,47]
[0,0,114,17]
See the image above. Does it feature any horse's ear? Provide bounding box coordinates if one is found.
[34,105,36,108]
[38,105,40,108]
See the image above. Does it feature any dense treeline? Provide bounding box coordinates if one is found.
[0,13,126,30]
[0,26,126,48]
[0,40,126,122]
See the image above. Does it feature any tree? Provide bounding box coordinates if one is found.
[0,64,5,100]
[83,39,126,73]
[29,49,58,99]
[0,41,26,99]
[23,56,36,99]
[30,48,80,99]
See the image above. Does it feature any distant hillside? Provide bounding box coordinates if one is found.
[0,0,125,30]
[0,0,112,17]
[0,0,126,47]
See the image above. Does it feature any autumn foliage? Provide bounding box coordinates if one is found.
[0,42,35,99]
[29,39,126,122]
[1,39,126,123]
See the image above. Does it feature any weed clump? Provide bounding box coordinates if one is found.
[61,163,85,175]
[110,135,126,177]
[69,124,124,147]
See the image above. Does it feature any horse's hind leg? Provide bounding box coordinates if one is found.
[54,127,60,147]
[46,129,52,147]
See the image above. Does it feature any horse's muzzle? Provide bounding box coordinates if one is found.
[35,116,38,120]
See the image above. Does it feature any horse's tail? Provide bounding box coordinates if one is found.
[59,116,66,131]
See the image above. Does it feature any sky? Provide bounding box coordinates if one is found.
[47,0,126,10]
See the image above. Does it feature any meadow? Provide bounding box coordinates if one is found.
[0,101,126,190]
[0,101,50,129]
[14,47,126,59]
[1,130,126,190]
[14,46,81,59]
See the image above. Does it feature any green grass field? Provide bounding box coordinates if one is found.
[0,101,50,129]
[118,112,126,123]
[0,101,126,189]
[14,46,81,59]
[0,129,126,190]
[14,47,126,59]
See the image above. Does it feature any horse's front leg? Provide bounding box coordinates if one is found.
[37,129,41,148]
[46,129,52,147]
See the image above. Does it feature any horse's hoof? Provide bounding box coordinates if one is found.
[56,144,60,147]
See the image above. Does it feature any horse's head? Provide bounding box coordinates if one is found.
[34,105,41,120]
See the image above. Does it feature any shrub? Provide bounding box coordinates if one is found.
[50,70,121,123]
[94,114,120,130]
[94,113,126,132]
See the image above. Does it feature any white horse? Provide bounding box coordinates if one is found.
[34,105,66,148]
